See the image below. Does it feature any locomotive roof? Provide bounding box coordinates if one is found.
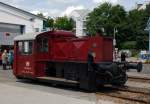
[14,32,41,41]
[14,30,75,41]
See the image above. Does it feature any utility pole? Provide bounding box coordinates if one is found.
[113,27,118,61]
[149,31,150,52]
[113,28,117,47]
[113,27,118,47]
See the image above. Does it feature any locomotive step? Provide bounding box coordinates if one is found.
[37,77,79,86]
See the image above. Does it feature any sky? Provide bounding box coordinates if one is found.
[0,0,149,17]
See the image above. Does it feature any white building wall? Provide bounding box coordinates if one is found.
[70,9,90,37]
[76,19,84,37]
[33,19,43,32]
[0,6,43,33]
[0,2,44,46]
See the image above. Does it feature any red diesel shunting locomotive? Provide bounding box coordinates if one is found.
[13,30,142,91]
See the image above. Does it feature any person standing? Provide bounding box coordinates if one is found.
[2,50,7,70]
[8,50,14,69]
[121,52,126,62]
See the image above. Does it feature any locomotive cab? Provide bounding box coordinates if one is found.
[14,33,39,78]
[14,32,52,78]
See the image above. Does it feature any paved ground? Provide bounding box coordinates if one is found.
[0,64,149,104]
[0,70,94,104]
[0,68,115,104]
[140,64,150,74]
[0,83,94,104]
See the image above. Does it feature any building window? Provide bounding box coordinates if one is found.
[20,25,25,34]
[35,28,40,32]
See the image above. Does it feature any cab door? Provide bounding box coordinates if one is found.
[15,40,35,77]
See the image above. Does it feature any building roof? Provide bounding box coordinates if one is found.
[0,2,46,21]
[70,9,90,19]
[137,3,146,10]
[137,1,150,10]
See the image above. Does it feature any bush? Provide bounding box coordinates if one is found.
[131,50,139,57]
[121,41,136,49]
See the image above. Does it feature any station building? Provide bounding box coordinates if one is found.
[0,2,45,48]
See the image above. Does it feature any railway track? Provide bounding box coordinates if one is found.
[96,75,150,103]
[128,75,150,83]
[96,85,150,104]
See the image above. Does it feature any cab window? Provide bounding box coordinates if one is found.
[18,41,33,55]
[37,38,48,52]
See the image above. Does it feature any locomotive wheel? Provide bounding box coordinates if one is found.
[112,74,128,86]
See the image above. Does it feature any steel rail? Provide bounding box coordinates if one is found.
[96,85,150,104]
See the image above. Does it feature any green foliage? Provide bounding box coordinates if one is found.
[131,50,139,57]
[45,18,54,28]
[37,13,45,18]
[121,41,136,49]
[86,2,150,50]
[127,9,148,50]
[37,13,74,31]
[86,3,126,36]
[54,16,74,31]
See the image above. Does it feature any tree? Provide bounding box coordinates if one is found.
[125,9,148,49]
[86,3,126,37]
[54,16,74,31]
[37,13,45,18]
[86,2,149,50]
[145,3,150,17]
[44,17,54,29]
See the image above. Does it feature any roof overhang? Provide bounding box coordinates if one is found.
[0,2,46,21]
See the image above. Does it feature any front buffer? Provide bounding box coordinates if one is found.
[87,53,143,90]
